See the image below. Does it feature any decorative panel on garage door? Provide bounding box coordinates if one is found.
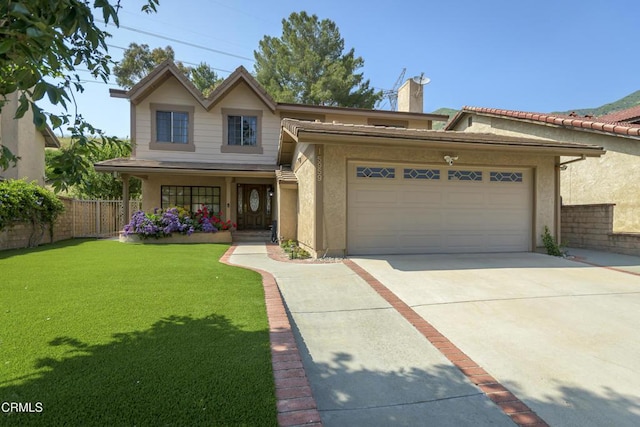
[347,163,532,255]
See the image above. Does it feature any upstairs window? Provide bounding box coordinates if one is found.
[221,108,263,154]
[150,103,195,152]
[228,115,257,146]
[156,111,188,143]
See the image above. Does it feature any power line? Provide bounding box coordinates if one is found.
[119,9,253,52]
[105,44,233,75]
[98,20,254,62]
[77,80,119,86]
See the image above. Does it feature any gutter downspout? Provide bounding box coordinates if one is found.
[559,155,586,168]
[555,155,587,244]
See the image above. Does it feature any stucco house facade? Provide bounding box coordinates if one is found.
[446,107,640,232]
[96,61,604,257]
[0,91,60,185]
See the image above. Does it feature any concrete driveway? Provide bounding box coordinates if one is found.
[230,245,640,426]
[351,252,640,427]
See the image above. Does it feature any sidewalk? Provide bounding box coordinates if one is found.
[228,244,515,426]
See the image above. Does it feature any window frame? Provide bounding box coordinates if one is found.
[150,103,195,152]
[221,108,263,154]
[160,185,221,214]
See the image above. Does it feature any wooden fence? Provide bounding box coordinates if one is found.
[1,198,142,251]
[72,199,142,238]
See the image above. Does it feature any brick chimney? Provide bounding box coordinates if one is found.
[397,78,423,113]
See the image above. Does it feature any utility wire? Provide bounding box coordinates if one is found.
[98,20,254,62]
[105,43,233,75]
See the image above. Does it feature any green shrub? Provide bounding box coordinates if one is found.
[280,239,310,259]
[541,225,563,256]
[0,179,65,246]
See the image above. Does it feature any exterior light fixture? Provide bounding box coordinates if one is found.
[444,155,458,166]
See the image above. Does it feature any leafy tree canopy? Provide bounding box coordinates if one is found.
[254,11,381,108]
[46,140,141,199]
[114,43,222,96]
[189,62,223,97]
[113,43,182,89]
[0,0,158,192]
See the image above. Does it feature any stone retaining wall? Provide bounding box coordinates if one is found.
[561,204,640,256]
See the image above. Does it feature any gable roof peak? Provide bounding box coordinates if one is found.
[126,59,205,106]
[205,65,277,112]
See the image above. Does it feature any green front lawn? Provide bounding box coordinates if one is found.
[0,240,276,426]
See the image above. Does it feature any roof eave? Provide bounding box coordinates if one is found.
[277,126,298,165]
[277,102,449,122]
[41,125,60,148]
[94,163,276,178]
[444,110,466,130]
[109,88,128,99]
[303,133,604,157]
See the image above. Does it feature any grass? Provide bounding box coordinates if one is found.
[0,239,276,426]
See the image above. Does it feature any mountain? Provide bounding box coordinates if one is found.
[552,90,640,118]
[430,90,640,128]
[431,107,458,129]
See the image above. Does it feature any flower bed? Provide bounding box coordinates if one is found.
[119,230,231,244]
[121,206,235,244]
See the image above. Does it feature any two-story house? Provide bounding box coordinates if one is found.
[96,60,604,257]
[0,91,60,185]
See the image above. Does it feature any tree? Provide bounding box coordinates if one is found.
[46,141,141,199]
[190,62,223,97]
[0,0,159,192]
[113,43,183,89]
[254,12,381,108]
[114,44,222,95]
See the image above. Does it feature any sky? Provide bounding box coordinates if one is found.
[45,0,640,138]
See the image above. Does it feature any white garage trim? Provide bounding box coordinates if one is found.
[347,162,533,255]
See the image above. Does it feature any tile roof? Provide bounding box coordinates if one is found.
[598,105,640,124]
[281,118,605,156]
[275,167,297,184]
[446,106,640,138]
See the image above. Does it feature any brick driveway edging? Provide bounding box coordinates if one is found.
[221,244,322,427]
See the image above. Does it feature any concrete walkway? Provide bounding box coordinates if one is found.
[230,244,516,426]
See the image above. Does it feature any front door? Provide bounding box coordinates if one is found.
[237,184,270,230]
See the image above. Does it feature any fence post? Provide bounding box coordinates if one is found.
[95,200,101,236]
[73,199,77,237]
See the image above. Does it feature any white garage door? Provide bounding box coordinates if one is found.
[347,163,533,255]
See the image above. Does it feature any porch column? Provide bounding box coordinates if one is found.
[121,173,130,224]
[225,177,232,220]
